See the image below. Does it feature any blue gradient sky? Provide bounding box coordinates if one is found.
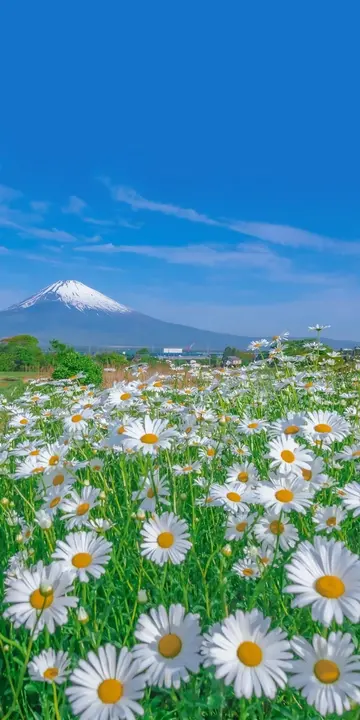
[0,2,359,339]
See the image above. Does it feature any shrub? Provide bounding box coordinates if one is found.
[51,342,103,386]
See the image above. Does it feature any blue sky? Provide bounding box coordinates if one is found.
[0,2,359,339]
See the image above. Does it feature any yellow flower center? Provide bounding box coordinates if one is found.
[237,472,248,482]
[140,433,159,444]
[32,396,40,402]
[243,568,254,576]
[275,488,294,503]
[120,393,131,401]
[157,531,174,548]
[158,633,182,658]
[236,521,247,532]
[49,455,60,466]
[43,667,59,680]
[260,556,269,565]
[269,520,284,535]
[237,641,263,666]
[30,588,54,610]
[71,414,83,423]
[352,450,360,457]
[183,465,193,472]
[326,517,337,527]
[207,448,216,456]
[30,449,40,456]
[98,679,123,704]
[32,466,45,474]
[284,425,299,435]
[313,659,340,684]
[247,423,258,429]
[49,497,61,508]
[304,382,313,389]
[76,502,90,516]
[147,488,155,498]
[302,469,312,481]
[315,575,345,598]
[205,496,213,504]
[72,552,93,568]
[19,418,28,425]
[117,426,125,435]
[227,492,241,503]
[280,450,295,463]
[314,423,332,433]
[52,474,65,486]
[153,381,163,388]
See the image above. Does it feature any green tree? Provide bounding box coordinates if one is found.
[51,341,103,386]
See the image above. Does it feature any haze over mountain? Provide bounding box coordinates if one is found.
[0,281,357,351]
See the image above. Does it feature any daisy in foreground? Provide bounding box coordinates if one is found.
[52,531,112,583]
[133,604,202,689]
[285,537,360,626]
[268,434,313,476]
[66,644,145,720]
[28,648,70,685]
[3,560,77,635]
[122,416,178,455]
[255,474,314,515]
[206,609,292,699]
[140,512,192,565]
[290,632,360,716]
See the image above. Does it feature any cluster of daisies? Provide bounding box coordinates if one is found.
[1,335,360,718]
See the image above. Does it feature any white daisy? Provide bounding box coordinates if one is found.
[42,483,73,517]
[268,413,305,439]
[313,505,346,534]
[232,558,260,580]
[122,416,178,455]
[237,416,267,435]
[9,412,36,430]
[52,531,112,583]
[132,475,170,512]
[285,537,360,626]
[140,512,191,566]
[255,475,314,515]
[297,456,329,489]
[60,486,100,529]
[37,442,69,472]
[63,408,93,436]
[226,462,259,486]
[66,644,145,720]
[106,382,140,408]
[303,410,350,443]
[3,560,78,636]
[290,632,360,716]
[172,461,202,476]
[133,604,202,689]
[254,513,299,552]
[341,481,360,518]
[39,466,75,492]
[268,435,313,476]
[28,648,70,684]
[206,609,292,699]
[225,512,256,541]
[209,482,254,513]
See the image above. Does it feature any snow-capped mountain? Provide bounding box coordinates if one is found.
[0,280,253,349]
[12,280,131,315]
[0,280,356,350]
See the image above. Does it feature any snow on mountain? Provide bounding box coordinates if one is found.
[10,280,132,314]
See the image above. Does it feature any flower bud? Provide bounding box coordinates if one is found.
[39,582,53,598]
[77,606,89,624]
[137,589,148,604]
[222,544,232,557]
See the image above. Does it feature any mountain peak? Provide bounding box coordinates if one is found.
[9,280,132,314]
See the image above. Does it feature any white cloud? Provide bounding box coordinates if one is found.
[0,184,22,203]
[30,201,50,213]
[62,195,87,215]
[105,181,360,255]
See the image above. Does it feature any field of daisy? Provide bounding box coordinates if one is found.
[1,331,360,719]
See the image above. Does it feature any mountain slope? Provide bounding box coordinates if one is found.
[0,280,255,349]
[0,280,358,351]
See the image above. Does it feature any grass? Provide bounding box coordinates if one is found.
[0,352,360,718]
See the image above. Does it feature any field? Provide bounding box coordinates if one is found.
[1,337,360,719]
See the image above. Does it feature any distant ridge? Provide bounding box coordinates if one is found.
[0,280,358,350]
